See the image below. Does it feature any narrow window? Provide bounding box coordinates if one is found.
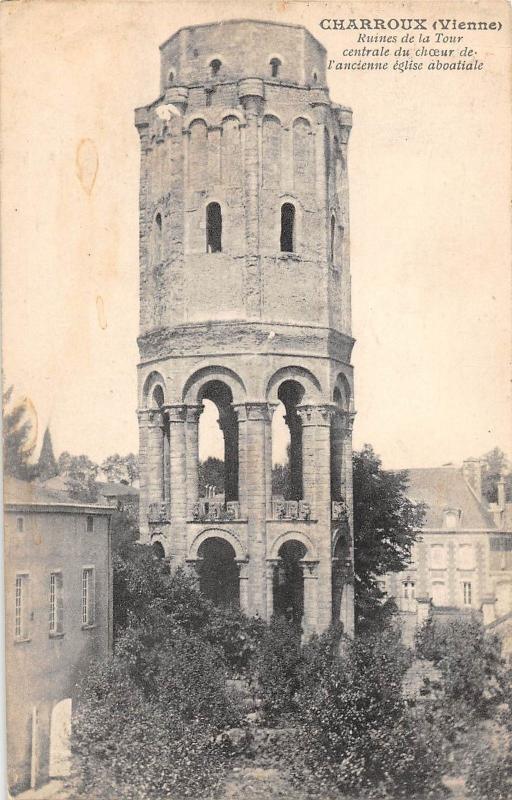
[210,59,221,77]
[15,574,29,639]
[205,87,215,107]
[167,70,174,86]
[86,515,94,533]
[82,568,95,626]
[313,71,318,83]
[330,215,336,263]
[463,581,472,606]
[206,202,222,253]
[280,203,295,252]
[16,517,24,532]
[154,212,162,263]
[49,572,64,635]
[270,58,281,78]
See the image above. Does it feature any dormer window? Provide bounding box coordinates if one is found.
[270,57,281,78]
[209,59,221,77]
[444,507,462,529]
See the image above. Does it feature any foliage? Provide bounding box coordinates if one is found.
[255,616,303,722]
[204,605,266,675]
[101,452,139,484]
[481,446,511,503]
[271,444,292,498]
[72,634,241,800]
[2,384,36,479]
[110,509,139,555]
[198,456,225,495]
[352,445,426,633]
[37,426,58,480]
[63,454,100,502]
[415,615,508,712]
[284,628,443,798]
[466,721,512,800]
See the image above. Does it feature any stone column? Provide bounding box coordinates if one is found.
[330,412,345,501]
[146,409,165,504]
[340,411,356,636]
[236,558,250,613]
[185,405,203,518]
[266,559,280,621]
[166,404,188,563]
[301,560,319,640]
[265,404,278,517]
[239,86,263,319]
[137,409,151,541]
[297,404,335,632]
[236,402,270,616]
[340,564,355,636]
[218,406,239,503]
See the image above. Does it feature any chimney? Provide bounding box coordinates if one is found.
[462,458,484,503]
[498,476,506,510]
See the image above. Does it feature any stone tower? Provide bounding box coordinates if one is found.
[135,20,355,635]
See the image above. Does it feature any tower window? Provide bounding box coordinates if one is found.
[209,59,222,77]
[280,203,295,253]
[167,70,174,86]
[153,212,162,263]
[330,215,336,263]
[206,202,222,253]
[270,58,281,78]
[313,71,318,83]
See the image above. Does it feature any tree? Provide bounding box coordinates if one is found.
[64,454,99,502]
[481,446,511,503]
[2,384,36,479]
[57,450,73,475]
[198,456,225,495]
[352,444,426,633]
[37,426,58,480]
[101,453,126,483]
[124,453,139,485]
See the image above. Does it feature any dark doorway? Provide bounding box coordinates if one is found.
[198,537,239,607]
[206,202,222,253]
[274,540,306,625]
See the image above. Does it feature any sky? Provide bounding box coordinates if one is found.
[1,0,511,470]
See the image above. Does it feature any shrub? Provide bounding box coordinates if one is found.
[466,727,512,800]
[204,605,267,675]
[72,627,244,800]
[415,615,507,712]
[255,616,302,722]
[284,628,443,798]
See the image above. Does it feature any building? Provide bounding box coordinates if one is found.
[4,477,112,793]
[135,20,356,635]
[383,460,512,646]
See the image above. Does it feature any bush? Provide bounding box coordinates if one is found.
[415,615,507,712]
[255,616,303,722]
[72,627,244,800]
[466,724,512,800]
[204,605,267,675]
[284,628,444,798]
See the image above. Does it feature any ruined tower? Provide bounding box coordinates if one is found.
[135,20,355,635]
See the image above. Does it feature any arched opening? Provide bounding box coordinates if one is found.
[209,58,222,77]
[280,203,295,253]
[49,698,72,778]
[270,57,281,78]
[206,202,222,253]
[198,537,239,607]
[271,402,291,498]
[330,214,336,263]
[332,535,346,621]
[274,540,306,625]
[331,386,343,502]
[152,541,165,560]
[276,381,304,500]
[313,71,318,83]
[167,70,174,86]
[198,381,238,505]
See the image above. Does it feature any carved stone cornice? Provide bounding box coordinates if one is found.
[185,404,204,424]
[163,404,188,423]
[234,402,273,423]
[296,404,337,427]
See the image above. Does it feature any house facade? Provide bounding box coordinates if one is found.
[4,477,112,793]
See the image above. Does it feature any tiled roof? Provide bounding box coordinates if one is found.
[404,467,496,530]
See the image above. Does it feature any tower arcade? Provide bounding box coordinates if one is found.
[135,20,355,634]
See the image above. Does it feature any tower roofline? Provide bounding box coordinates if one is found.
[159,18,327,54]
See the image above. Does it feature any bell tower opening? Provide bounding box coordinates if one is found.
[273,540,307,625]
[280,203,295,252]
[206,202,222,253]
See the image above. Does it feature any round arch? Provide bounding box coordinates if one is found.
[49,698,72,778]
[182,365,246,405]
[291,113,315,129]
[183,114,209,132]
[188,527,247,561]
[268,529,318,561]
[266,365,322,406]
[333,372,352,411]
[141,370,167,407]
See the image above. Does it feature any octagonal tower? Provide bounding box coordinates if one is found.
[135,20,355,635]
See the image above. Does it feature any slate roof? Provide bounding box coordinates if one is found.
[405,467,496,530]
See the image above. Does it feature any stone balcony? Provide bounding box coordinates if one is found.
[148,501,171,524]
[192,500,241,523]
[271,499,311,521]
